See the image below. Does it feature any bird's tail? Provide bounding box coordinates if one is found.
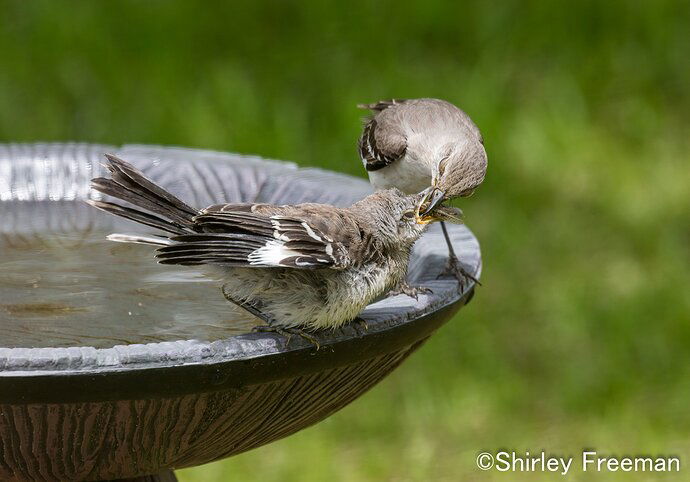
[105,233,174,246]
[88,154,200,242]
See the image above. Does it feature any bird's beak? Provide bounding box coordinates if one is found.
[415,187,463,224]
[416,187,446,220]
[416,205,464,225]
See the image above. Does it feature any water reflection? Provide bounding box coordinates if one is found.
[0,232,258,348]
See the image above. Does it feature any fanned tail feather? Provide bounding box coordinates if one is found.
[89,154,199,236]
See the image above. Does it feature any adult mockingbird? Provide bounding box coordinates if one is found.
[358,98,487,287]
[88,155,461,342]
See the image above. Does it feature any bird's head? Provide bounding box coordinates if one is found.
[415,138,487,221]
[361,189,464,245]
[395,191,464,242]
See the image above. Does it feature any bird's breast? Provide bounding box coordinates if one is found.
[367,153,433,194]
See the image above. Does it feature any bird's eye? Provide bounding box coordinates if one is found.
[402,209,415,219]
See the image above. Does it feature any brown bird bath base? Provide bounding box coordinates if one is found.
[0,143,481,481]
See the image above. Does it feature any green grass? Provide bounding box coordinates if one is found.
[1,1,689,480]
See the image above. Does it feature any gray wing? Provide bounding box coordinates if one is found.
[357,99,409,172]
[156,204,353,269]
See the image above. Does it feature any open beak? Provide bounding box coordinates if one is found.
[416,205,464,225]
[417,187,446,218]
[415,186,464,225]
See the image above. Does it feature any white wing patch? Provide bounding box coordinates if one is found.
[247,216,340,268]
[301,222,323,241]
[248,240,303,266]
[270,219,292,241]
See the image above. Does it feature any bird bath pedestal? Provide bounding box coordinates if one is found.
[0,144,481,481]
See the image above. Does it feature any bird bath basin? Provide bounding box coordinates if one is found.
[0,143,481,481]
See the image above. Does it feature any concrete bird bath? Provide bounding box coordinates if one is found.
[0,143,481,481]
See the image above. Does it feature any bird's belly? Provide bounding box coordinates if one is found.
[216,264,400,331]
[367,155,432,194]
[217,268,325,326]
[320,264,397,328]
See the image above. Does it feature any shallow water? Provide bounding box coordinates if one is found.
[0,232,258,349]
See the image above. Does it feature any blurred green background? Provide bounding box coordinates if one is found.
[1,0,689,480]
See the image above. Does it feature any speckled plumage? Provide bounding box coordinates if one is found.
[89,155,439,331]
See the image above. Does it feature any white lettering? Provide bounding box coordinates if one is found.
[582,451,597,471]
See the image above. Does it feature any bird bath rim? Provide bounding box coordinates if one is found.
[0,142,481,404]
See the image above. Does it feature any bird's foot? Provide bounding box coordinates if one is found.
[334,318,368,338]
[252,324,321,350]
[351,317,369,337]
[436,255,481,292]
[388,282,433,300]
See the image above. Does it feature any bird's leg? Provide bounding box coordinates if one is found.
[221,284,275,326]
[437,221,481,291]
[221,285,322,349]
[388,280,433,300]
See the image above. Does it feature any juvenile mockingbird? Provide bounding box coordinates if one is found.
[88,155,461,341]
[358,98,487,286]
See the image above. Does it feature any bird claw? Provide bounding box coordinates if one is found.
[334,318,368,338]
[437,255,481,292]
[351,317,369,336]
[252,324,321,350]
[388,282,433,300]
